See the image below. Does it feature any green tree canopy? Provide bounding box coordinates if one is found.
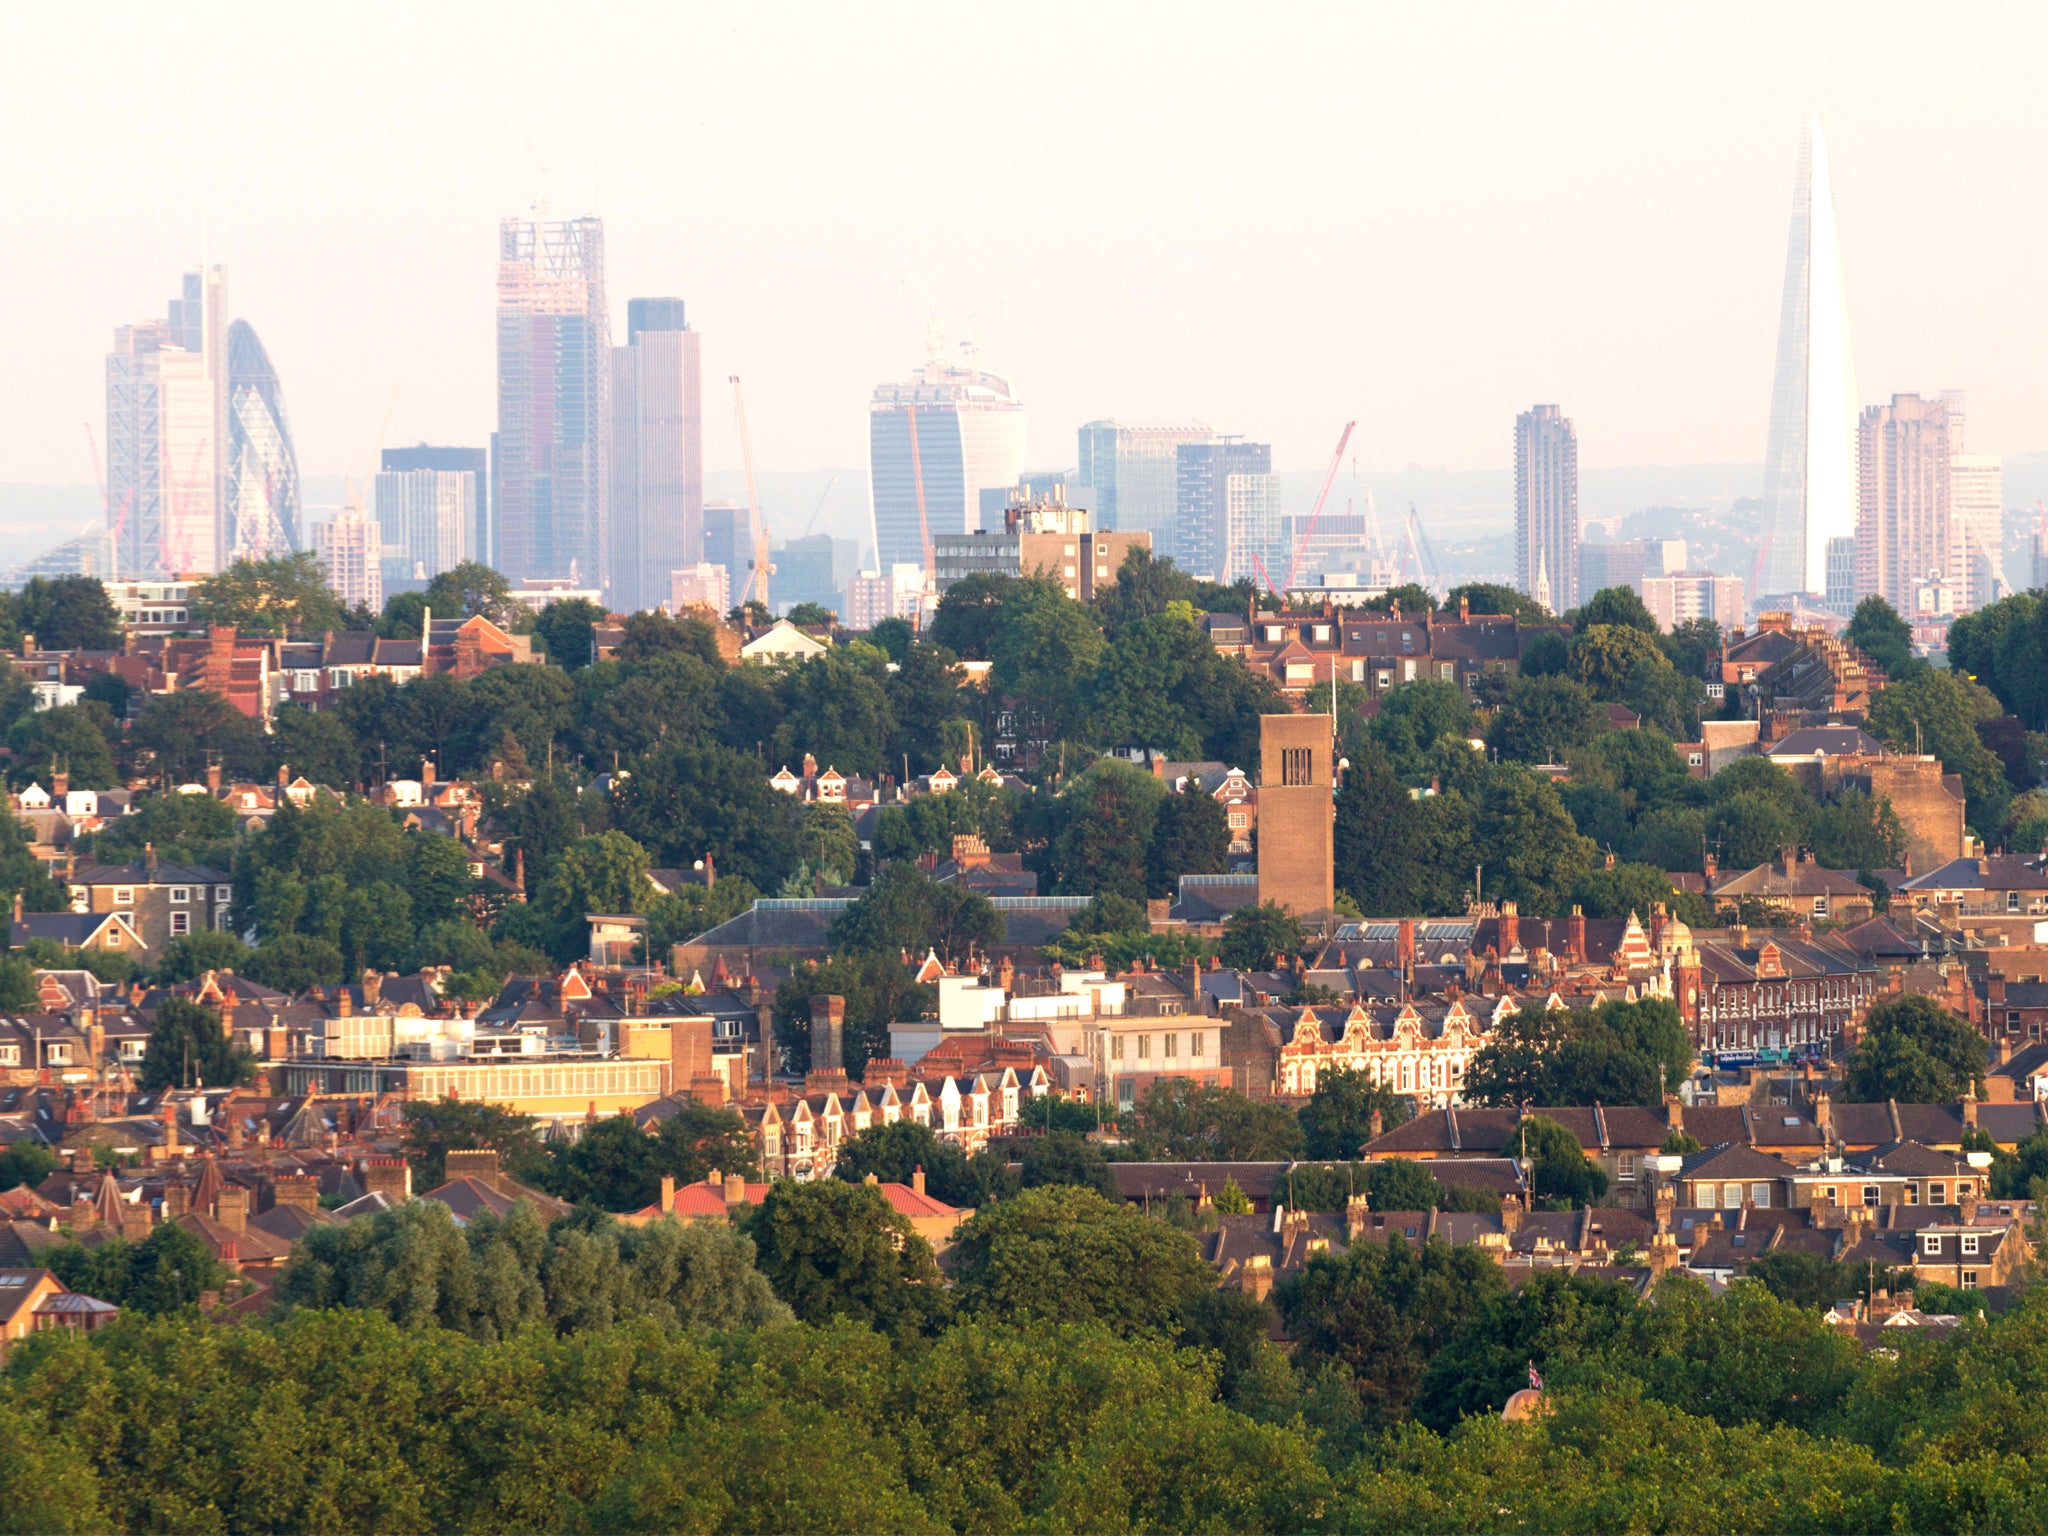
[1843,994,1986,1103]
[138,998,254,1090]
[1465,997,1691,1108]
[188,553,346,637]
[747,1178,946,1335]
[1299,1066,1412,1160]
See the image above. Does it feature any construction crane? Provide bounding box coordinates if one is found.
[1283,420,1357,590]
[905,405,933,575]
[799,475,838,539]
[85,422,127,580]
[731,375,771,610]
[1250,552,1280,596]
[1404,503,1444,593]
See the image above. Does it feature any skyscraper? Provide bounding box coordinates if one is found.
[1514,404,1578,612]
[223,320,301,560]
[1943,391,2004,611]
[868,351,1025,574]
[496,216,610,590]
[1760,110,1860,598]
[609,297,702,615]
[1857,394,1955,616]
[376,446,483,586]
[379,445,488,575]
[106,267,226,577]
[1175,439,1275,584]
[312,509,382,612]
[1076,420,1211,539]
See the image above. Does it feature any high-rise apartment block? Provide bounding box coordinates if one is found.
[610,297,702,615]
[378,446,487,578]
[1076,421,1211,539]
[868,353,1026,574]
[375,446,482,586]
[670,563,731,615]
[223,320,301,560]
[1514,404,1578,613]
[845,565,927,630]
[313,510,382,612]
[1856,394,1954,617]
[1175,440,1275,585]
[1761,111,1860,598]
[1946,393,2003,610]
[1642,573,1746,633]
[496,216,610,590]
[107,267,227,577]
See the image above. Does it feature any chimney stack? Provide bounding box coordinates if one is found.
[809,995,846,1075]
[670,1016,713,1096]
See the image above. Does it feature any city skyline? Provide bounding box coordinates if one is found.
[9,6,2048,496]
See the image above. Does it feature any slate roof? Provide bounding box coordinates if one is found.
[1764,727,1884,758]
[1899,856,2048,894]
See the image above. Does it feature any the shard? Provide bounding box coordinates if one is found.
[1759,110,1859,599]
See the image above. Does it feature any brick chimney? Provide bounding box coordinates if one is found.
[361,1157,412,1203]
[1368,1108,1384,1142]
[754,1003,776,1082]
[670,1016,712,1096]
[215,1184,249,1235]
[659,1173,675,1214]
[1499,901,1520,955]
[1239,1254,1273,1301]
[361,970,383,1008]
[161,1181,188,1219]
[912,1163,926,1197]
[1499,1193,1523,1235]
[272,1175,319,1210]
[809,995,845,1075]
[1568,904,1586,963]
[723,1171,746,1207]
[1398,918,1416,975]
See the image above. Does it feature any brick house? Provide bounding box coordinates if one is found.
[67,852,232,952]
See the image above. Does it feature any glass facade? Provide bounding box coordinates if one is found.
[1760,111,1859,597]
[869,358,1025,574]
[224,320,302,559]
[1174,439,1270,583]
[1076,420,1210,538]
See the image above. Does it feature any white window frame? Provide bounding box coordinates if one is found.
[1961,1234,1981,1256]
[169,887,190,904]
[112,887,133,906]
[169,911,190,937]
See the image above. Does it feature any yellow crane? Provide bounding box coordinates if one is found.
[731,375,771,611]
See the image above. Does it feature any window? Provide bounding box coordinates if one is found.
[1189,1032,1203,1060]
[1351,660,1364,682]
[1905,1184,1919,1205]
[2012,891,2024,913]
[1923,1234,1942,1255]
[46,1044,69,1065]
[1110,1036,1123,1061]
[1814,894,1828,917]
[1958,1180,1974,1198]
[113,887,133,906]
[1822,1186,1838,1206]
[169,911,190,936]
[216,886,230,901]
[1962,1234,1981,1256]
[1863,1185,1880,1207]
[1964,1269,1980,1288]
[1722,1183,1742,1209]
[1228,812,1248,830]
[1750,1182,1771,1207]
[1137,1035,1150,1060]
[1164,1034,1177,1059]
[1281,747,1312,786]
[0,1046,17,1065]
[1618,1153,1637,1181]
[1929,1182,1946,1205]
[170,887,190,904]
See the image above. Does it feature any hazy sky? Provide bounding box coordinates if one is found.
[8,2,2048,493]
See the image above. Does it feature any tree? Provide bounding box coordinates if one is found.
[531,830,653,960]
[1335,748,1471,915]
[1485,675,1606,765]
[1365,1158,1447,1213]
[0,957,35,1013]
[1133,1079,1303,1161]
[46,1219,231,1314]
[128,690,264,784]
[651,1102,760,1186]
[1218,901,1305,971]
[88,787,239,867]
[930,571,1017,660]
[1300,1066,1412,1160]
[1512,1115,1610,1206]
[1412,1268,1638,1431]
[531,597,608,671]
[1573,586,1661,635]
[3,576,118,651]
[138,998,253,1090]
[988,581,1105,744]
[154,931,253,983]
[1866,668,2010,838]
[611,741,801,892]
[748,1178,946,1334]
[1147,789,1229,896]
[188,553,346,636]
[615,609,725,666]
[950,1186,1212,1337]
[1044,758,1164,899]
[832,1120,998,1209]
[8,702,119,791]
[1843,994,1986,1103]
[1572,624,1672,699]
[1747,1250,1889,1311]
[541,1114,663,1211]
[424,561,519,625]
[0,1139,56,1191]
[240,933,345,992]
[1845,594,1916,679]
[1367,679,1477,779]
[1446,583,1552,624]
[795,803,859,886]
[828,860,1002,964]
[1570,862,1707,926]
[1660,616,1722,682]
[1465,998,1690,1108]
[1018,1130,1116,1197]
[1810,788,1907,874]
[400,1097,546,1189]
[771,954,932,1077]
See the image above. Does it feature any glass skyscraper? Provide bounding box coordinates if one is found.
[609,297,702,615]
[495,216,610,589]
[1076,420,1210,538]
[224,320,301,559]
[1515,404,1579,613]
[376,446,484,587]
[868,353,1025,574]
[1760,110,1859,599]
[1174,439,1273,584]
[106,266,225,577]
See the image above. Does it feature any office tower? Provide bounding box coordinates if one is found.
[1579,537,1688,602]
[106,266,226,577]
[495,216,610,589]
[774,534,860,616]
[222,320,300,559]
[932,488,1151,603]
[379,446,487,580]
[702,500,750,610]
[1942,392,2003,611]
[868,351,1026,573]
[845,565,927,629]
[1514,404,1578,612]
[1760,111,1860,597]
[1077,421,1211,538]
[610,297,702,614]
[1856,394,1954,615]
[1175,440,1275,584]
[375,447,481,586]
[313,509,382,612]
